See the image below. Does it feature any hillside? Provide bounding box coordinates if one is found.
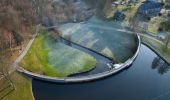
[0,0,36,51]
[0,1,37,100]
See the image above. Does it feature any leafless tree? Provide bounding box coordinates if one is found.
[160,19,170,48]
[165,33,170,48]
[0,0,37,54]
[129,14,140,33]
[32,0,52,22]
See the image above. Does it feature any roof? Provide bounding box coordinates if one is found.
[138,1,163,12]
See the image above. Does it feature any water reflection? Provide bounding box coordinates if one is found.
[32,45,170,100]
[152,57,170,75]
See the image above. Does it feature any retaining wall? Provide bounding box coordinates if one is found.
[17,33,141,83]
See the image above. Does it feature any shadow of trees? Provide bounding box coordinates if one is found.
[152,57,170,75]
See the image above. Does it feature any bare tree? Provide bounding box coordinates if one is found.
[129,14,140,33]
[0,0,37,52]
[32,0,52,23]
[96,0,112,19]
[160,19,170,48]
[165,33,170,48]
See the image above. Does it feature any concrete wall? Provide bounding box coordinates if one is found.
[17,33,141,83]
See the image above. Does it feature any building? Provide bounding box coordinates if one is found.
[138,1,163,17]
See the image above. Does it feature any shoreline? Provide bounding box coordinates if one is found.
[16,33,141,83]
[142,42,170,65]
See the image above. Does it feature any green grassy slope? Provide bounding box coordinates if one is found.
[19,32,96,77]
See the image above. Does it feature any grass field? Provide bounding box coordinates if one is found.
[0,49,34,100]
[141,35,170,64]
[59,17,137,63]
[2,72,34,100]
[19,32,96,77]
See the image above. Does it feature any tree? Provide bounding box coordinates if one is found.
[96,0,112,19]
[165,33,170,48]
[129,14,140,33]
[159,19,170,48]
[160,20,170,32]
[32,0,52,23]
[0,0,37,51]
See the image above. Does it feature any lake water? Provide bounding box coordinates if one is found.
[32,45,170,100]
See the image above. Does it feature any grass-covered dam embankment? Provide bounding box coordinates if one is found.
[19,32,97,77]
[18,17,140,82]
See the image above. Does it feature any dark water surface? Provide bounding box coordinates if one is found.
[32,45,170,100]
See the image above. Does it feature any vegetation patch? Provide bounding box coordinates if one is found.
[141,35,170,64]
[59,17,137,63]
[147,17,166,34]
[2,72,34,100]
[0,38,34,100]
[19,32,96,77]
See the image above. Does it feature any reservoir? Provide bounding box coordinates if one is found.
[32,45,170,100]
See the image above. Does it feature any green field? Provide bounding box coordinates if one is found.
[2,72,34,100]
[19,32,96,77]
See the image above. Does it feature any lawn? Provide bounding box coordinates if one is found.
[1,72,34,100]
[0,49,34,100]
[58,17,137,63]
[19,32,96,77]
[141,35,170,64]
